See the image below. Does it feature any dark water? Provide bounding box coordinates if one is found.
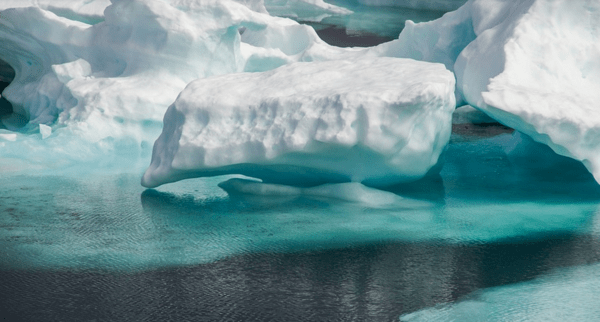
[2,234,600,322]
[297,1,456,47]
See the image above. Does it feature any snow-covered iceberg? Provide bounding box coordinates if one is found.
[3,0,600,190]
[142,57,455,188]
[456,0,600,183]
[373,0,600,183]
[0,0,349,168]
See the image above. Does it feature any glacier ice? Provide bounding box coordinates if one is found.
[142,57,455,188]
[0,0,356,169]
[456,0,600,184]
[264,0,352,22]
[376,0,600,183]
[2,0,600,191]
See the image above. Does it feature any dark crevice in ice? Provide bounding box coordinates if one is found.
[308,24,395,47]
[0,58,16,129]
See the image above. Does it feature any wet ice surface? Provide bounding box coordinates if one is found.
[1,127,600,321]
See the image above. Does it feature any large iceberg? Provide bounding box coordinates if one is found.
[0,0,351,166]
[456,0,600,183]
[142,57,455,188]
[372,0,600,183]
[2,0,600,189]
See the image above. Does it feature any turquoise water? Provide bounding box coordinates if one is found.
[1,127,600,320]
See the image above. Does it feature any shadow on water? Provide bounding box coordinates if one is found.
[1,233,599,322]
[441,131,600,203]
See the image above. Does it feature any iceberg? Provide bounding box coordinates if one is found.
[0,0,356,167]
[264,0,352,22]
[2,0,599,189]
[142,57,455,188]
[374,0,600,183]
[456,0,600,184]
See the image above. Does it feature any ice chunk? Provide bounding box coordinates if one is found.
[39,124,51,139]
[264,0,352,22]
[1,0,332,154]
[456,0,600,183]
[377,0,600,184]
[0,131,17,142]
[369,2,476,75]
[142,57,455,188]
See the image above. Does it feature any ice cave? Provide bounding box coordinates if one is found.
[1,0,599,321]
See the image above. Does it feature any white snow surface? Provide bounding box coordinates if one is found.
[142,57,455,188]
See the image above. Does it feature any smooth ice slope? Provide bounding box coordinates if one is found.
[142,57,455,188]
